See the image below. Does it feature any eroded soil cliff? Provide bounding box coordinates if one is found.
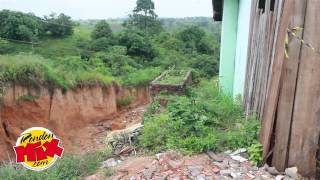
[0,84,149,160]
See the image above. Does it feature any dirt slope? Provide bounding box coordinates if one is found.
[0,84,149,160]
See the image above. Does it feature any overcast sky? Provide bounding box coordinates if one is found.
[0,0,213,19]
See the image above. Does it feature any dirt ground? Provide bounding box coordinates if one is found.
[78,104,148,154]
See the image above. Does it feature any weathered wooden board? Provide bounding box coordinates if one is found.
[287,0,320,176]
[272,0,307,171]
[259,0,293,159]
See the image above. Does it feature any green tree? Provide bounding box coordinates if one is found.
[0,10,43,41]
[91,20,113,40]
[177,26,212,54]
[118,29,157,61]
[90,37,113,51]
[97,46,136,76]
[126,0,162,35]
[44,13,74,38]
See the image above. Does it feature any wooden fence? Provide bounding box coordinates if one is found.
[243,0,320,177]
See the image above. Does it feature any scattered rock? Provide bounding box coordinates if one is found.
[266,166,280,175]
[213,161,227,169]
[156,153,164,160]
[196,174,206,180]
[170,175,180,180]
[142,168,155,179]
[246,173,255,178]
[101,158,121,168]
[231,172,242,179]
[188,165,203,176]
[285,167,299,179]
[106,150,289,179]
[212,166,220,173]
[206,151,224,162]
[220,169,232,176]
[167,159,184,169]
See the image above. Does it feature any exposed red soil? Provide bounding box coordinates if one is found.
[0,84,149,160]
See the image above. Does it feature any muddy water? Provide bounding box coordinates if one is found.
[0,84,150,160]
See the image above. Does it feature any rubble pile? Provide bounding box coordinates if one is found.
[104,150,301,180]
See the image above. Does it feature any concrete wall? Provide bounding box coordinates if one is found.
[233,0,252,97]
[219,0,251,98]
[219,0,239,95]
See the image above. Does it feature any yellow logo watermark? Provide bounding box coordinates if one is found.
[13,127,64,171]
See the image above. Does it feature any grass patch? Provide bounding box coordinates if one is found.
[0,55,68,92]
[119,67,161,87]
[0,150,112,180]
[139,79,260,154]
[156,70,188,85]
[0,55,114,90]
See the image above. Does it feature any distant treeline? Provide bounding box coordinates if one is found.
[76,17,221,37]
[0,10,74,42]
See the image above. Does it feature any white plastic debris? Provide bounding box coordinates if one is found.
[230,148,247,156]
[230,155,248,162]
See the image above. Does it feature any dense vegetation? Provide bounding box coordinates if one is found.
[140,80,260,154]
[0,4,220,88]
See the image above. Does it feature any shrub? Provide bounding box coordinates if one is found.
[118,29,157,60]
[248,142,263,166]
[139,79,261,154]
[90,37,114,51]
[117,96,135,107]
[190,54,219,78]
[91,20,113,40]
[119,67,161,86]
[0,40,15,54]
[75,72,113,86]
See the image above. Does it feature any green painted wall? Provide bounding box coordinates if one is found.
[233,0,252,98]
[219,0,239,95]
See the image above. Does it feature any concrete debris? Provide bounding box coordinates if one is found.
[101,158,122,168]
[206,151,225,162]
[275,175,285,180]
[99,151,301,180]
[220,169,231,176]
[285,167,299,179]
[266,166,280,175]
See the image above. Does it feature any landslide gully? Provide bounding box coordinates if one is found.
[0,84,149,160]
